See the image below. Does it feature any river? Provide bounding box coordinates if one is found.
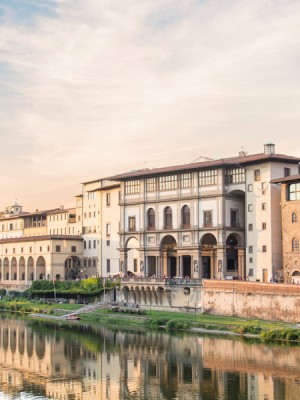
[0,315,300,399]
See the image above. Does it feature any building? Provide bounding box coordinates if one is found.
[272,174,300,283]
[110,143,300,283]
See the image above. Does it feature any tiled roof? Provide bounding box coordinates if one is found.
[107,153,300,181]
[0,235,83,244]
[271,174,300,184]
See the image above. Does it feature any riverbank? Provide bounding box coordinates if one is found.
[1,299,300,343]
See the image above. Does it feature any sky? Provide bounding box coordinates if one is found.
[1,0,300,211]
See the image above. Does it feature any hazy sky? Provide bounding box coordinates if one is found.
[1,0,300,211]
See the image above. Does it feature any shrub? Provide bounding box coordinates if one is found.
[166,320,191,332]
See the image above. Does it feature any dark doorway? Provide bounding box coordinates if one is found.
[170,257,177,277]
[183,256,191,277]
[202,256,211,279]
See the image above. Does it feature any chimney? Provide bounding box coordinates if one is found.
[264,143,275,155]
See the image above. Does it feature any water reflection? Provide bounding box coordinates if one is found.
[0,316,300,399]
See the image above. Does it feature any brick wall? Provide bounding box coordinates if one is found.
[202,280,300,322]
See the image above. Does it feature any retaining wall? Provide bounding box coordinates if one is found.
[202,280,300,323]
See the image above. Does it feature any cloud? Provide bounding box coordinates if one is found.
[0,0,300,209]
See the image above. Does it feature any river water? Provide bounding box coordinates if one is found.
[0,315,300,399]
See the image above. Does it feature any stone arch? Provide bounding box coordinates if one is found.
[226,233,242,275]
[147,207,155,230]
[160,235,177,277]
[19,256,26,281]
[27,256,34,281]
[4,257,9,280]
[200,234,217,279]
[11,257,17,280]
[36,256,46,280]
[292,270,300,284]
[122,286,130,303]
[125,236,140,275]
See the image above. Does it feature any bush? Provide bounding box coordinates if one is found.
[166,320,191,332]
[236,324,262,335]
[261,329,300,342]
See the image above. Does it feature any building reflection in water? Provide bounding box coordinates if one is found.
[0,316,300,399]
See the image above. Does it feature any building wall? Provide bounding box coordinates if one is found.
[280,181,300,283]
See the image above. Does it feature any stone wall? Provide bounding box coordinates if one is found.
[202,280,300,323]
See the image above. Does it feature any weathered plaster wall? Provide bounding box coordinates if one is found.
[202,280,300,323]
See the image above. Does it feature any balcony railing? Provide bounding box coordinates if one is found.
[121,277,201,286]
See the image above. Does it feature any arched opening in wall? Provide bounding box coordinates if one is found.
[292,271,300,284]
[19,256,26,281]
[4,257,9,280]
[27,257,34,281]
[122,286,130,304]
[200,234,217,279]
[36,256,46,280]
[125,237,140,276]
[160,235,177,277]
[11,257,17,280]
[226,234,239,276]
[64,256,81,280]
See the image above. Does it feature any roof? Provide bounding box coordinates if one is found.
[0,235,83,244]
[272,174,300,184]
[107,153,300,181]
[86,183,121,192]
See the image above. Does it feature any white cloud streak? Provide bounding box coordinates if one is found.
[0,0,300,209]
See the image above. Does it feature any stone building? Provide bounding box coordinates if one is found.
[110,143,300,283]
[272,174,300,283]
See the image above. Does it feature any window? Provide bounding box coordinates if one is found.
[288,183,300,201]
[106,240,110,246]
[248,268,254,277]
[203,210,213,228]
[93,259,96,267]
[261,182,267,194]
[292,212,297,223]
[88,240,91,249]
[262,245,267,252]
[248,204,253,212]
[106,193,111,206]
[30,247,32,253]
[84,259,87,267]
[21,247,23,253]
[47,246,50,251]
[84,241,86,249]
[40,246,42,252]
[93,240,96,249]
[225,168,245,184]
[284,167,291,177]
[71,246,76,252]
[146,178,156,192]
[164,207,173,229]
[128,217,136,232]
[13,248,15,254]
[88,259,91,267]
[254,169,260,181]
[230,209,238,227]
[159,175,178,190]
[106,223,111,236]
[249,258,253,263]
[262,203,267,211]
[262,222,267,230]
[56,245,61,252]
[249,246,253,254]
[199,170,217,186]
[125,180,140,194]
[248,224,253,231]
[247,184,253,192]
[107,259,111,273]
[182,205,190,228]
[147,208,155,230]
[133,258,138,272]
[292,239,299,252]
[181,173,191,188]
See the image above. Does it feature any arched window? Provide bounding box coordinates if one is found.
[164,207,172,229]
[292,213,297,223]
[292,239,299,252]
[182,205,190,228]
[147,208,155,230]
